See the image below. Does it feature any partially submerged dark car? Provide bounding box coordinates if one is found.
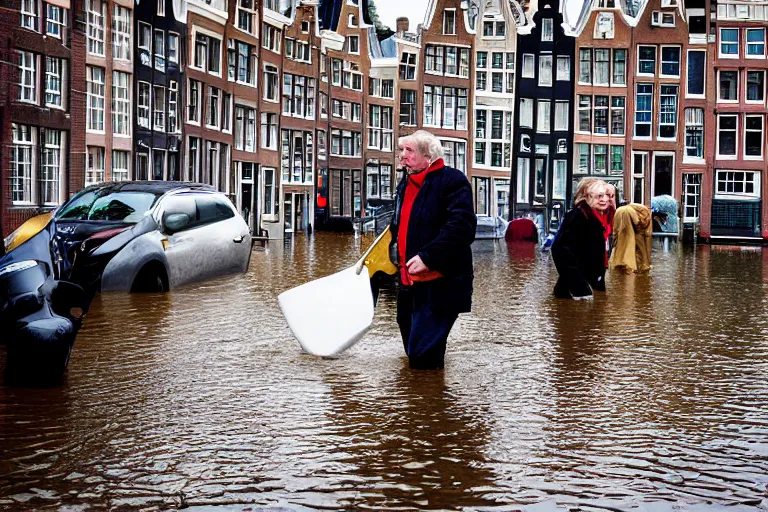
[1,181,252,384]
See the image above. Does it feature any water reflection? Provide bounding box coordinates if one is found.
[1,235,767,510]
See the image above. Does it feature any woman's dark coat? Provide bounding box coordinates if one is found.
[390,164,477,314]
[551,204,607,298]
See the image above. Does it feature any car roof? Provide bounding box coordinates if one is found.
[80,181,215,195]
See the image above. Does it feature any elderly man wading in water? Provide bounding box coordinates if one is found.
[390,130,477,370]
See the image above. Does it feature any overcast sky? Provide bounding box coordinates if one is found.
[375,0,431,33]
[374,0,584,33]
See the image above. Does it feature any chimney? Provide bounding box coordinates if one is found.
[396,17,409,33]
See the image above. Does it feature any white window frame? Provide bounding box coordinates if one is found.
[443,8,456,35]
[153,85,166,132]
[112,150,130,181]
[554,101,569,132]
[86,146,106,185]
[746,28,766,58]
[347,35,359,55]
[556,56,570,81]
[112,5,131,61]
[636,45,656,77]
[516,158,530,203]
[631,151,648,204]
[538,54,553,87]
[634,83,653,140]
[87,0,105,56]
[262,167,277,220]
[112,71,131,136]
[746,70,765,104]
[138,81,151,129]
[744,114,764,160]
[541,18,553,42]
[522,54,535,78]
[718,69,739,103]
[717,114,739,160]
[683,107,705,163]
[719,28,739,58]
[536,100,551,133]
[44,56,63,109]
[715,169,761,199]
[651,151,676,198]
[11,124,35,205]
[658,84,678,141]
[17,51,37,104]
[659,45,681,78]
[86,66,105,133]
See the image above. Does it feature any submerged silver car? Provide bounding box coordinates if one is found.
[51,181,252,293]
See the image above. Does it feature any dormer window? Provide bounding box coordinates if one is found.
[661,0,677,7]
[348,14,357,27]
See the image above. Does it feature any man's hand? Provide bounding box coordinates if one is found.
[406,255,429,275]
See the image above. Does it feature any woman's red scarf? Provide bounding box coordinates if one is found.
[397,159,445,285]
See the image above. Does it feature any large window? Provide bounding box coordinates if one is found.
[330,130,362,157]
[720,28,739,57]
[557,56,570,81]
[261,112,278,150]
[594,49,609,85]
[21,0,37,30]
[264,64,279,101]
[281,130,313,184]
[578,95,591,132]
[541,18,553,41]
[718,114,738,157]
[475,109,511,168]
[112,5,131,60]
[112,71,130,136]
[719,70,738,101]
[154,29,165,71]
[228,39,258,86]
[579,49,591,83]
[687,50,705,96]
[661,47,680,77]
[400,90,417,125]
[87,66,105,132]
[206,86,220,129]
[112,150,130,181]
[423,86,468,130]
[46,5,66,39]
[236,0,257,35]
[539,55,553,87]
[683,174,702,222]
[555,101,569,132]
[443,9,456,34]
[138,81,150,128]
[368,105,393,151]
[537,100,551,133]
[745,115,763,158]
[45,57,63,108]
[168,81,179,133]
[17,51,36,103]
[634,84,653,138]
[153,86,165,131]
[637,45,656,75]
[262,23,281,53]
[747,28,765,57]
[658,85,678,139]
[747,70,765,102]
[716,170,760,198]
[366,160,393,200]
[86,146,105,185]
[611,97,625,135]
[187,79,200,124]
[441,140,466,173]
[517,158,530,203]
[87,0,105,56]
[282,73,316,119]
[594,96,608,135]
[520,98,533,128]
[400,53,417,80]
[11,124,34,204]
[685,108,704,160]
[194,32,222,75]
[613,49,626,85]
[425,45,470,78]
[41,129,61,204]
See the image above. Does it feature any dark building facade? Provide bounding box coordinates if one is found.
[511,0,575,234]
[133,0,185,183]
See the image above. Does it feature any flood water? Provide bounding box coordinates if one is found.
[1,234,768,511]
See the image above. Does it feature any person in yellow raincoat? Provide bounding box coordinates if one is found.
[609,204,652,274]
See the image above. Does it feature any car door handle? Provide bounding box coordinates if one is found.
[233,235,246,243]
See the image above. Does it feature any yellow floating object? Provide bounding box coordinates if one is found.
[4,212,54,253]
[356,226,398,278]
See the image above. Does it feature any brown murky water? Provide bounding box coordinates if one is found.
[2,235,768,511]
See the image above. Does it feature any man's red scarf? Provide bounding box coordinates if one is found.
[398,158,445,285]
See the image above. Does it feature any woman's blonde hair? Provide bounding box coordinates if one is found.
[398,130,445,161]
[573,177,603,206]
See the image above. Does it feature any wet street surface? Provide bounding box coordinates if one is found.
[1,234,768,511]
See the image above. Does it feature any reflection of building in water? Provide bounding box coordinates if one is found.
[322,365,498,509]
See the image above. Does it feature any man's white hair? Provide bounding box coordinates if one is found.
[398,130,445,161]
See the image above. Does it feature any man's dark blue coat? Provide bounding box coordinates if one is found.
[390,164,477,314]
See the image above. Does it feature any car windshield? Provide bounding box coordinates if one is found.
[57,190,160,223]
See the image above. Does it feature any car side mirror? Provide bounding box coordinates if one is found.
[163,212,191,234]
